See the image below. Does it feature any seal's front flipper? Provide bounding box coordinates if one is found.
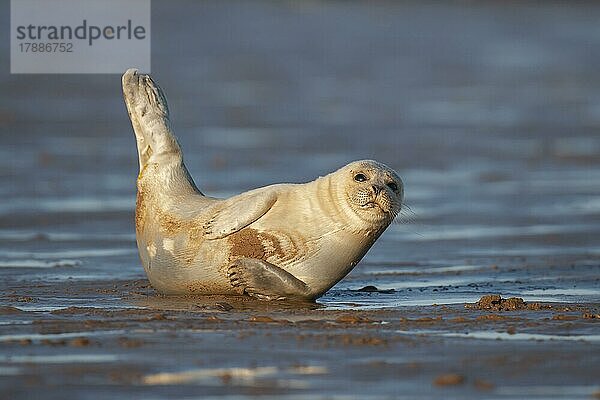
[204,190,278,239]
[228,258,312,300]
[122,68,181,169]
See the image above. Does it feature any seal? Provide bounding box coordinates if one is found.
[122,68,404,300]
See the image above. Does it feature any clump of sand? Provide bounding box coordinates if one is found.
[467,294,542,311]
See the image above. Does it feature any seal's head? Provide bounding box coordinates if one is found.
[330,160,403,227]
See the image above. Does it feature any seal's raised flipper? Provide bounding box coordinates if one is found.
[204,190,278,239]
[122,68,181,169]
[228,258,312,300]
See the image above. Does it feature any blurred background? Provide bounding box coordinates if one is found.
[0,1,599,306]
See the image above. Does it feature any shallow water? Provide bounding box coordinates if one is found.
[1,1,599,399]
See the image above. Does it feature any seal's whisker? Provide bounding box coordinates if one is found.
[402,203,418,216]
[394,203,419,225]
[391,203,424,238]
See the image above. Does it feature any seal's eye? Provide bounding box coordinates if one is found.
[387,182,398,192]
[354,173,368,182]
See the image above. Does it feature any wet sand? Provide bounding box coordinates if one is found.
[1,1,600,399]
[1,281,599,399]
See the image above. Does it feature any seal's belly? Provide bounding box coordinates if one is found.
[136,199,234,294]
[136,198,363,295]
[138,223,316,295]
[137,232,234,295]
[228,221,364,292]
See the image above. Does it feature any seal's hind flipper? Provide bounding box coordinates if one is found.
[122,68,181,170]
[228,258,312,300]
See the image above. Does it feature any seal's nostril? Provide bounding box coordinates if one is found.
[372,185,380,195]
